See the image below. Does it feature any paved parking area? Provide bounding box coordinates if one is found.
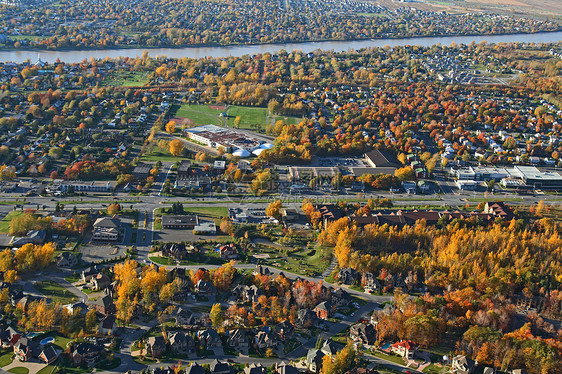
[153,228,215,244]
[79,243,125,263]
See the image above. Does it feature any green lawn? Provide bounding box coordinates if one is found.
[34,281,78,304]
[141,144,183,162]
[95,357,121,370]
[8,368,29,374]
[422,363,444,374]
[253,243,332,277]
[173,104,224,126]
[37,366,56,374]
[12,35,46,42]
[373,351,407,366]
[182,206,228,220]
[0,351,14,367]
[226,105,267,131]
[104,71,149,87]
[0,211,23,234]
[274,115,301,125]
[190,305,211,313]
[149,256,174,265]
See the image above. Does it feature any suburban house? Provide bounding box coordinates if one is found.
[161,243,188,260]
[38,345,58,364]
[338,268,359,285]
[168,331,194,354]
[314,301,333,320]
[0,327,20,348]
[332,288,352,307]
[13,338,40,361]
[146,336,166,359]
[296,308,317,328]
[56,252,78,268]
[195,279,216,295]
[391,340,418,359]
[197,329,222,348]
[255,330,277,349]
[244,363,267,374]
[218,243,238,259]
[71,342,103,366]
[233,284,263,303]
[176,307,197,327]
[228,329,249,354]
[92,217,120,241]
[90,273,111,291]
[320,340,341,356]
[306,348,325,373]
[185,363,206,374]
[349,323,376,345]
[99,315,117,335]
[451,355,476,374]
[276,363,300,374]
[274,320,295,340]
[210,359,232,374]
[90,295,116,315]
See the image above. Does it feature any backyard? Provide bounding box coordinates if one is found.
[34,281,78,304]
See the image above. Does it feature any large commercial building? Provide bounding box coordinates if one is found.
[453,165,562,190]
[514,166,562,189]
[161,215,199,229]
[92,217,120,241]
[183,125,263,153]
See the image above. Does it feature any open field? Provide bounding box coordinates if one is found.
[141,143,183,162]
[0,211,23,234]
[171,103,301,134]
[226,105,267,131]
[161,206,228,220]
[103,71,149,87]
[172,104,223,126]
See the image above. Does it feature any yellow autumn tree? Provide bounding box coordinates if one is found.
[165,120,176,134]
[169,139,184,156]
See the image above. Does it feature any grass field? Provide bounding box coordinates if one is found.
[173,104,223,126]
[172,103,300,134]
[104,71,149,87]
[34,281,78,304]
[12,35,46,42]
[274,115,301,125]
[141,144,183,162]
[0,211,23,234]
[226,105,267,131]
[182,206,228,220]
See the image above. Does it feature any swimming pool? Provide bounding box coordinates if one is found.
[381,342,392,350]
[40,337,55,345]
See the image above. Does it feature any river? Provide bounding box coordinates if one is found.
[1,31,562,63]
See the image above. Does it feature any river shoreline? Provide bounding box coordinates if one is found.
[0,30,561,63]
[1,28,560,54]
